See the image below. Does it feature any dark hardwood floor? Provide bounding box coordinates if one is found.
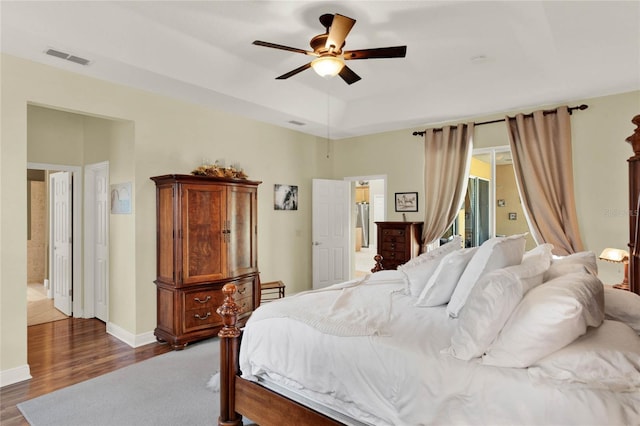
[0,318,173,425]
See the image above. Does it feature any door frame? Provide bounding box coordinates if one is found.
[343,175,387,277]
[28,162,83,317]
[84,161,109,321]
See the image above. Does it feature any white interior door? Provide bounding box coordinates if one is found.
[312,179,350,289]
[50,171,73,315]
[87,162,109,322]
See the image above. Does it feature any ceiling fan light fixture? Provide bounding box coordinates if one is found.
[311,56,344,77]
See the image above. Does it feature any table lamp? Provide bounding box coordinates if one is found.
[599,248,629,290]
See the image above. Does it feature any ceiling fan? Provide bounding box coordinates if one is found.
[253,13,407,85]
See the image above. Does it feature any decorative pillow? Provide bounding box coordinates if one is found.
[528,320,640,391]
[446,234,526,318]
[482,271,605,368]
[414,247,478,307]
[604,286,640,334]
[447,245,552,360]
[399,236,462,297]
[544,251,598,281]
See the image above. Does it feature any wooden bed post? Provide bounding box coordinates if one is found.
[627,115,640,295]
[217,284,243,426]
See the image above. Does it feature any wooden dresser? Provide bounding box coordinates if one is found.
[150,174,261,349]
[375,221,423,270]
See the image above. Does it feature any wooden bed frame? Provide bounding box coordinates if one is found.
[217,284,341,426]
[217,114,640,425]
[628,114,639,295]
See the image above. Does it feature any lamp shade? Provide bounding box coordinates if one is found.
[599,248,629,263]
[311,56,345,77]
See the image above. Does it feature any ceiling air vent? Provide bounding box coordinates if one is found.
[45,48,91,66]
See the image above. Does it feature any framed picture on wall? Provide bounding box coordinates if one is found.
[395,192,418,212]
[274,184,298,210]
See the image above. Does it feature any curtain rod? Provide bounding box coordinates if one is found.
[412,104,589,137]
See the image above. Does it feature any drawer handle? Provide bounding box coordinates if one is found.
[194,312,211,320]
[238,288,247,295]
[194,296,211,304]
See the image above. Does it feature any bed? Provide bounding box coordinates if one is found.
[216,117,640,425]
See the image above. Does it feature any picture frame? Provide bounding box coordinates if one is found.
[508,212,517,220]
[497,199,506,207]
[395,192,418,212]
[274,184,298,211]
[110,182,132,214]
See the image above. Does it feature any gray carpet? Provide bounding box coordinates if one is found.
[18,338,222,426]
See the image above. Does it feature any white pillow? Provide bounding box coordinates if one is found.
[447,245,552,360]
[414,247,478,307]
[400,235,462,269]
[482,271,605,368]
[446,234,526,318]
[528,320,640,391]
[517,243,554,293]
[399,236,462,297]
[544,251,598,281]
[604,286,640,334]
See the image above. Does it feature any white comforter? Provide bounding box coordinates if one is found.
[239,272,640,425]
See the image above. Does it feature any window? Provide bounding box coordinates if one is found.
[446,147,534,249]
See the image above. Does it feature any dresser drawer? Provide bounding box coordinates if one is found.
[380,250,408,262]
[183,307,221,331]
[382,228,406,238]
[183,288,224,310]
[380,241,405,252]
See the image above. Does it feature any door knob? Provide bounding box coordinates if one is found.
[312,241,321,246]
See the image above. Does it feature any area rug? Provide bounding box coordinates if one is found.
[18,338,222,426]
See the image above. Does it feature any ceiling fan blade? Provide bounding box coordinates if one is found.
[338,65,361,85]
[253,40,317,56]
[276,62,312,80]
[344,46,407,60]
[326,14,356,51]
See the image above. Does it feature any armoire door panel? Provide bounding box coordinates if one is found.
[182,184,227,284]
[228,185,258,277]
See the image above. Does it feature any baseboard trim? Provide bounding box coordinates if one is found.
[0,364,32,388]
[106,322,157,348]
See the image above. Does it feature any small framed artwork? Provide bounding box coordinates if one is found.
[110,182,132,214]
[395,192,418,212]
[508,212,517,220]
[274,184,298,210]
[497,199,506,207]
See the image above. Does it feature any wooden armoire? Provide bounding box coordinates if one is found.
[150,174,261,349]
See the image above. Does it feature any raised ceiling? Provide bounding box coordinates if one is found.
[2,1,639,139]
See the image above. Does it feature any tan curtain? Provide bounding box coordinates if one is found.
[506,106,584,256]
[422,123,474,247]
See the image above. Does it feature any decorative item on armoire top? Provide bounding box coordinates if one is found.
[191,161,247,179]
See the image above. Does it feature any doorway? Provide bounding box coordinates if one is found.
[345,176,386,277]
[27,163,82,325]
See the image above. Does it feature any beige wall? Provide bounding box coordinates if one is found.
[1,54,330,379]
[27,181,46,283]
[1,51,638,382]
[333,91,640,286]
